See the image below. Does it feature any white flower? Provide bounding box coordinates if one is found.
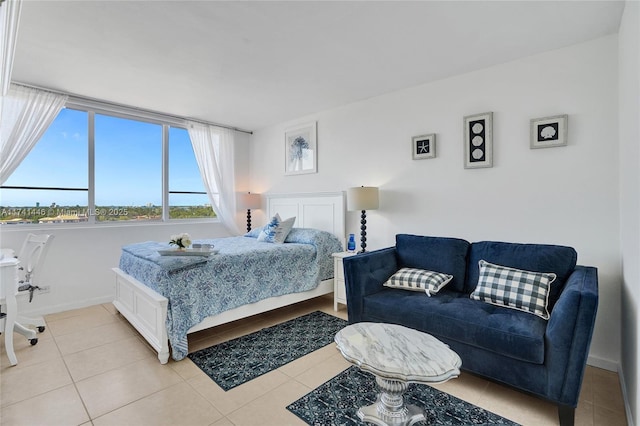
[169,232,192,249]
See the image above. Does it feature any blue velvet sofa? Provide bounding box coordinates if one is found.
[343,234,598,426]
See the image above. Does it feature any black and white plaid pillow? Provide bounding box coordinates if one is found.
[470,260,556,320]
[384,267,453,296]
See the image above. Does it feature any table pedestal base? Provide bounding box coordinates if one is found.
[357,377,425,426]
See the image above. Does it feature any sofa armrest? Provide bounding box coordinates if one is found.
[545,265,598,406]
[343,247,398,323]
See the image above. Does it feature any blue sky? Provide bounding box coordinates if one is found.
[0,108,207,207]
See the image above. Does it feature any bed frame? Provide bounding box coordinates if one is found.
[112,192,345,364]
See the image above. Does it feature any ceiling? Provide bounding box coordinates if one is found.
[12,1,625,132]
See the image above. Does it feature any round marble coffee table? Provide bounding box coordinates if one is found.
[334,322,462,426]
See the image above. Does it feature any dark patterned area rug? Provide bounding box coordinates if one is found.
[287,366,520,425]
[188,310,347,391]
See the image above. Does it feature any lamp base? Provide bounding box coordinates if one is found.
[246,209,252,233]
[359,210,367,253]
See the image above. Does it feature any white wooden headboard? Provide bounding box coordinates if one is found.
[266,192,345,243]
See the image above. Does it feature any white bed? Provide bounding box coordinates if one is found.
[112,192,345,364]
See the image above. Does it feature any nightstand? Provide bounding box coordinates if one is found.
[332,252,356,311]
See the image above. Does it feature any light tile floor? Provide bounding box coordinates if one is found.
[0,295,628,426]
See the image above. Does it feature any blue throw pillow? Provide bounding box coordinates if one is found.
[244,226,264,238]
[257,213,296,244]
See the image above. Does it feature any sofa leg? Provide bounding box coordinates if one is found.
[558,404,575,426]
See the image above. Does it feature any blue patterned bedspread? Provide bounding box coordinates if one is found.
[121,242,210,271]
[119,228,342,360]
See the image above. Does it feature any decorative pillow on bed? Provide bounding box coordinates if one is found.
[244,226,264,238]
[257,213,296,244]
[383,267,453,297]
[470,260,556,320]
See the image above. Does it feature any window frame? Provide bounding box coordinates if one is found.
[1,98,218,227]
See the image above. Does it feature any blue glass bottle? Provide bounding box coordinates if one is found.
[347,234,356,253]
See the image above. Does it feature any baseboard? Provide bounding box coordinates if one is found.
[618,363,636,426]
[16,295,114,318]
[587,354,619,372]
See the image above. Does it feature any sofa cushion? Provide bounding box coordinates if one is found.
[466,241,577,311]
[471,260,556,319]
[383,267,453,296]
[361,288,547,364]
[396,234,470,292]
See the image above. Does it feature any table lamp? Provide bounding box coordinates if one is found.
[347,186,379,253]
[240,192,261,233]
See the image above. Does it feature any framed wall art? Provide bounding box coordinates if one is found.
[530,114,568,149]
[464,112,493,169]
[285,121,317,175]
[412,133,436,160]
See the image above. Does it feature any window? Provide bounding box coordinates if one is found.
[0,105,216,225]
[168,127,215,219]
[95,114,162,222]
[1,108,89,224]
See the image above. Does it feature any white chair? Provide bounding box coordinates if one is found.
[1,256,22,365]
[0,233,53,365]
[15,233,55,333]
[0,234,54,354]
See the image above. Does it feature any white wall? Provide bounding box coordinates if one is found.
[0,131,251,316]
[618,1,639,424]
[250,36,621,368]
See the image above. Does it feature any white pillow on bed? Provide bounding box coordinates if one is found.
[257,213,296,244]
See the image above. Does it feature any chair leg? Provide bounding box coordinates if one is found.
[558,404,575,426]
[13,322,37,340]
[3,296,18,366]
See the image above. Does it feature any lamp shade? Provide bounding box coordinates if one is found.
[347,186,379,211]
[240,192,261,209]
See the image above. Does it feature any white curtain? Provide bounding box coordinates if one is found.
[1,0,23,96]
[1,84,68,184]
[187,121,241,235]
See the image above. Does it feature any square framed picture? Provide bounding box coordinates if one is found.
[285,121,317,175]
[412,134,436,160]
[464,112,493,169]
[530,115,568,149]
